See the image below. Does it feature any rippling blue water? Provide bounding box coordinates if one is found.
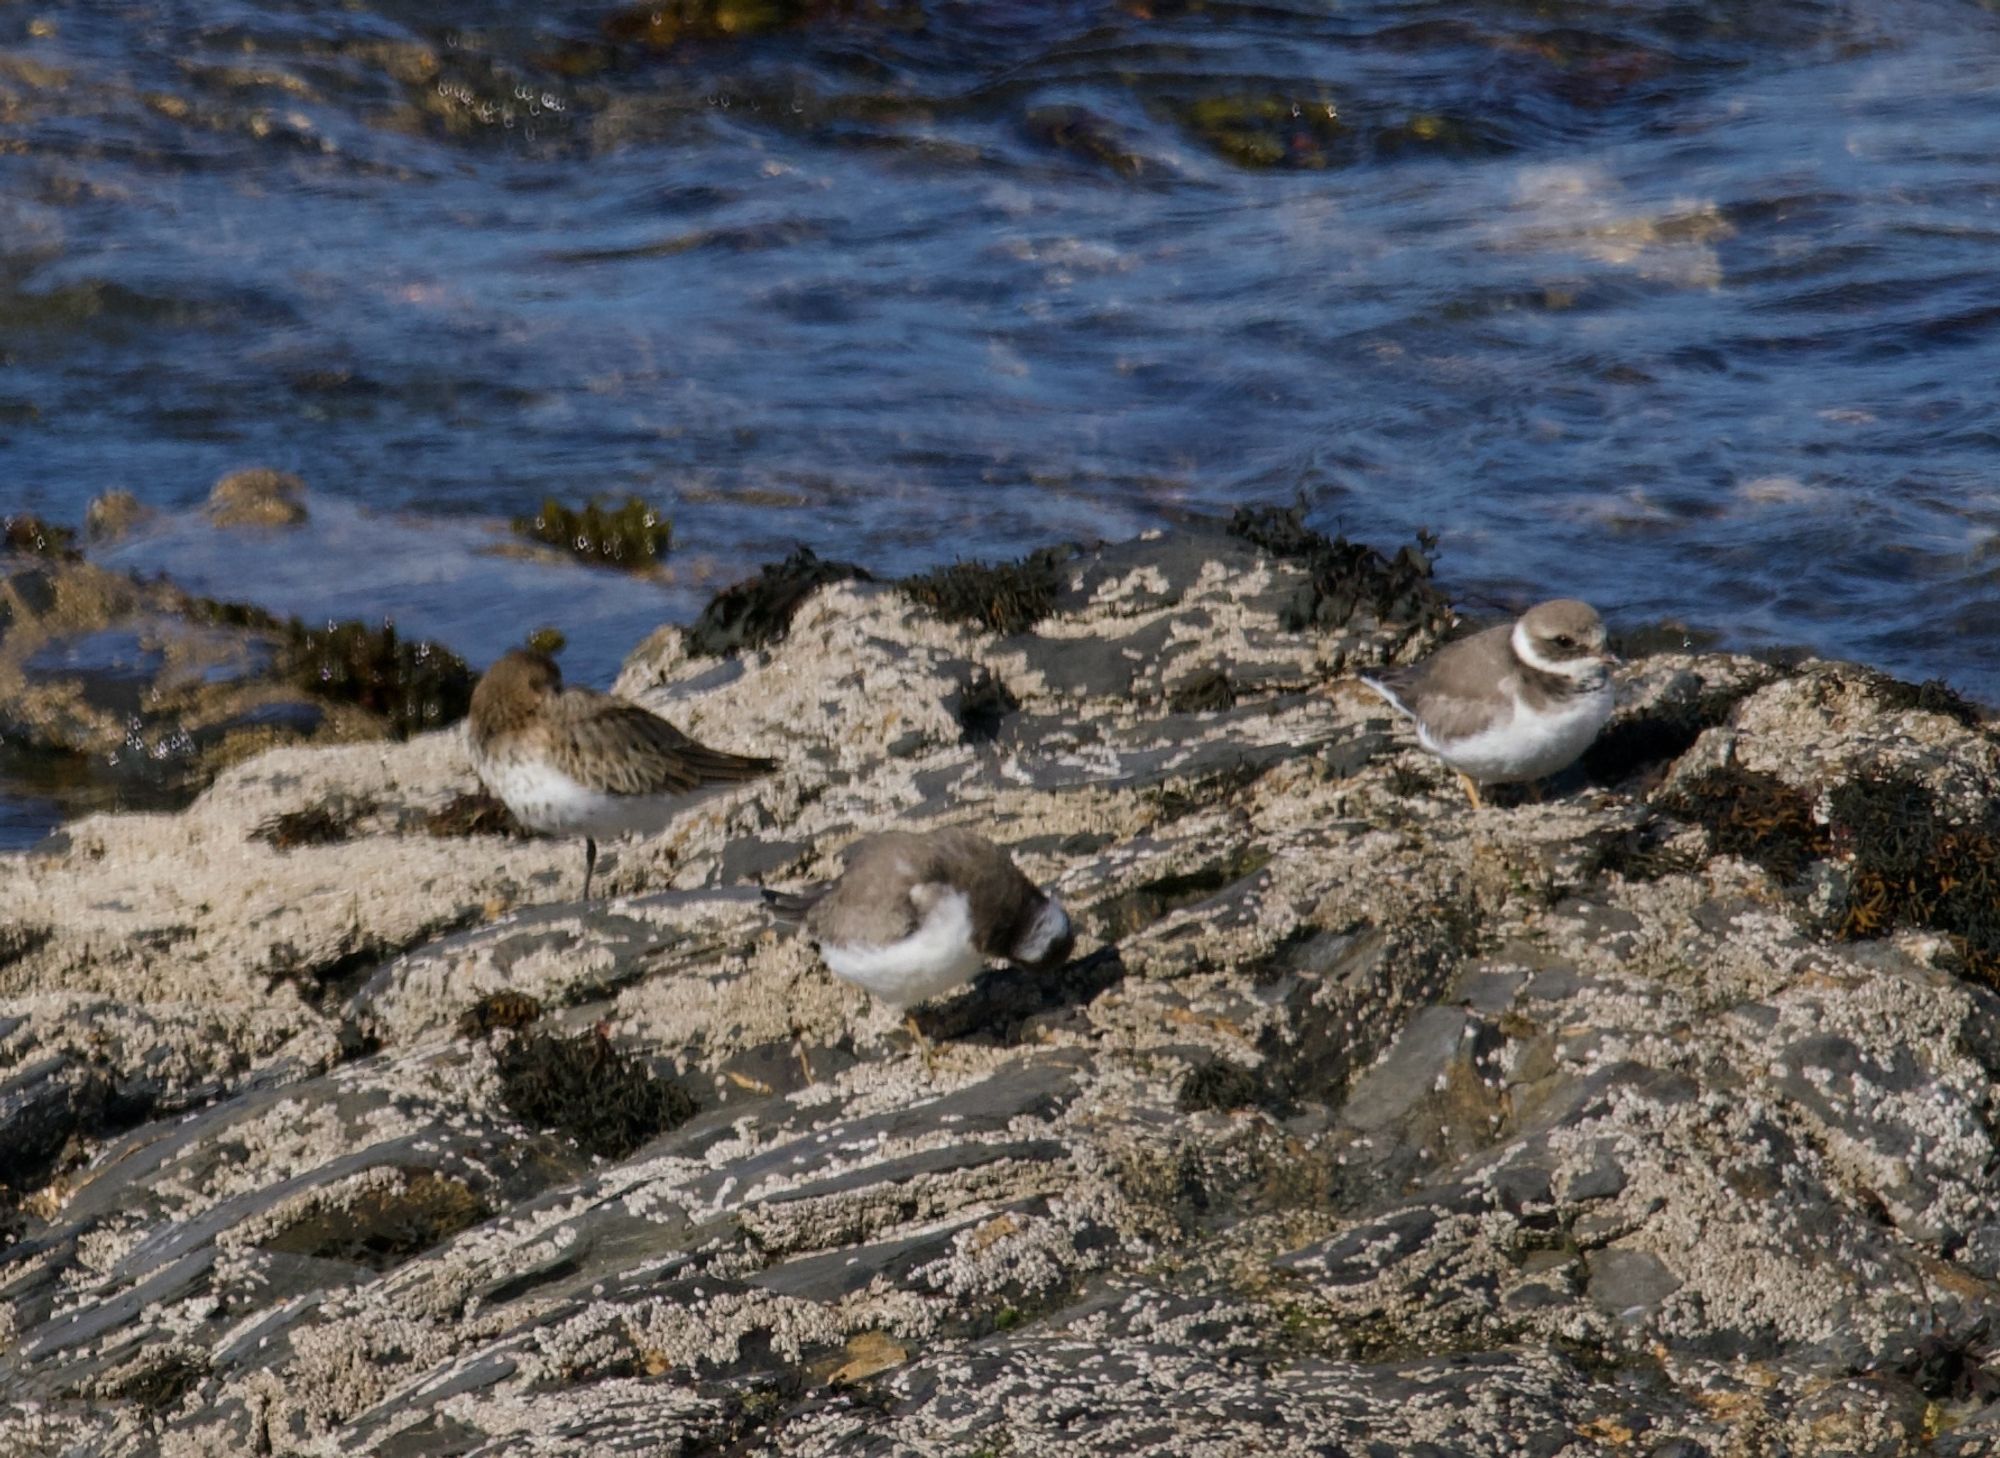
[5,0,2000,697]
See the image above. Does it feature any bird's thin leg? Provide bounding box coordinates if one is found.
[903,1014,938,1069]
[1456,772,1484,810]
[582,837,598,900]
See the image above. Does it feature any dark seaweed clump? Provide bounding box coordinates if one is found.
[1860,672,1984,730]
[457,990,546,1039]
[185,599,474,737]
[2,515,79,559]
[1661,768,1829,883]
[899,547,1070,637]
[289,620,474,737]
[496,1030,698,1160]
[423,790,524,839]
[102,1353,209,1412]
[1169,666,1235,713]
[1662,763,2000,988]
[250,794,378,850]
[1226,505,1448,636]
[513,495,671,570]
[1177,1059,1272,1114]
[1582,815,1703,885]
[1830,772,2000,986]
[686,547,874,657]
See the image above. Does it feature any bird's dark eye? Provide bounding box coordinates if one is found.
[1552,634,1575,649]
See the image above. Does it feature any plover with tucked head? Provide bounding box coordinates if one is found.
[764,829,1074,1018]
[468,649,775,898]
[1358,599,1616,808]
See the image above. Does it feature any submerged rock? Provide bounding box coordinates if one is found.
[207,468,309,528]
[1,525,1997,1456]
[83,490,151,544]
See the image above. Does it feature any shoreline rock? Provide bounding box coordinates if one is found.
[3,523,1999,1456]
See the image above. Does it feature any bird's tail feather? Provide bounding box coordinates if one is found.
[761,884,829,925]
[1355,672,1414,721]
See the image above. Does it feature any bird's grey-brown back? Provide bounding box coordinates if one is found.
[805,829,1067,968]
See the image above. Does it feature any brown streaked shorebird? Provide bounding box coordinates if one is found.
[468,649,775,898]
[1358,599,1616,809]
[764,829,1074,1021]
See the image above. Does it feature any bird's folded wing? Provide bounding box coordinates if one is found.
[761,884,830,925]
[1407,691,1509,743]
[553,697,776,796]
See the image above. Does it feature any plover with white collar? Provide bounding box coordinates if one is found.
[765,828,1074,1016]
[467,649,775,898]
[1359,599,1616,808]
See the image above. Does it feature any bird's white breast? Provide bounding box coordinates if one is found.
[820,887,985,1008]
[476,755,690,839]
[1420,681,1613,785]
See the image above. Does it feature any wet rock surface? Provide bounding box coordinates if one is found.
[0,542,471,834]
[3,525,1998,1455]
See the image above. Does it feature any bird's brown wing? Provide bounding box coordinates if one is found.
[1372,624,1519,737]
[1402,688,1514,744]
[549,693,776,797]
[762,883,831,925]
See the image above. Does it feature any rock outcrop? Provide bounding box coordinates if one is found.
[3,522,1998,1456]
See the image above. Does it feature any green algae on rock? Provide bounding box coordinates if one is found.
[899,547,1072,637]
[686,545,873,657]
[1,514,79,560]
[1172,94,1500,170]
[1176,93,1348,170]
[512,494,671,571]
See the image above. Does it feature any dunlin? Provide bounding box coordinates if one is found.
[468,649,774,897]
[765,828,1074,1016]
[1359,599,1616,808]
